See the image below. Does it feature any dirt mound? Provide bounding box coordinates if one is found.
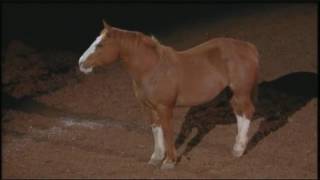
[2,40,81,98]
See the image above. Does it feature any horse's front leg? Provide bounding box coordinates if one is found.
[148,110,166,166]
[132,81,166,166]
[156,105,177,170]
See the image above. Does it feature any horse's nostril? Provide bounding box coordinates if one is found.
[79,61,93,74]
[79,62,86,68]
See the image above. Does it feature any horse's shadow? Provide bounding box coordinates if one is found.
[175,72,318,160]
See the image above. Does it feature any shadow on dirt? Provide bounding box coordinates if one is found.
[175,72,318,161]
[2,92,146,133]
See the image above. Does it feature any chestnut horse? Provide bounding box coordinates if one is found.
[78,21,259,170]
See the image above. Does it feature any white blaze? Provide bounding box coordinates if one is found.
[79,34,104,74]
[150,126,165,160]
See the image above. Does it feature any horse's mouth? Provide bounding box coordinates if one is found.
[79,64,93,74]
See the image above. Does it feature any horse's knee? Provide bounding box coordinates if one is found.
[243,101,255,120]
[149,110,161,126]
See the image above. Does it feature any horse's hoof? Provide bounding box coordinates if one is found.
[232,141,247,157]
[232,144,246,157]
[148,159,162,167]
[232,149,244,157]
[160,161,175,170]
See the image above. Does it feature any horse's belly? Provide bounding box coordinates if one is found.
[176,74,227,106]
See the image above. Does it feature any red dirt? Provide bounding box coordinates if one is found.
[2,4,317,178]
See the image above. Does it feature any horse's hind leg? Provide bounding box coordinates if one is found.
[230,92,255,157]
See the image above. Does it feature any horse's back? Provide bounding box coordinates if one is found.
[181,37,258,59]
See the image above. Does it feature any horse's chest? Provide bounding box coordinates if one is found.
[132,80,159,108]
[132,80,150,106]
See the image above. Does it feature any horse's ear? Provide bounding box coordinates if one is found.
[102,19,111,30]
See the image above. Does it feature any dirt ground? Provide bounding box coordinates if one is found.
[2,4,317,179]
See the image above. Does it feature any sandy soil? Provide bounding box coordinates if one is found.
[2,4,317,178]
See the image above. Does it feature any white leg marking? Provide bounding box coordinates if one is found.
[149,126,165,166]
[78,34,104,73]
[233,114,250,157]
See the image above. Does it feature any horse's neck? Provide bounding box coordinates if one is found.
[119,39,159,82]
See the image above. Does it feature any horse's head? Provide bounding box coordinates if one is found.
[79,20,120,74]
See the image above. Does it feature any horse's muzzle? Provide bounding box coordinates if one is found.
[79,62,93,74]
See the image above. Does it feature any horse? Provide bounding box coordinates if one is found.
[78,20,259,170]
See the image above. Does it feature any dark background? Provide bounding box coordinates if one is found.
[2,3,283,52]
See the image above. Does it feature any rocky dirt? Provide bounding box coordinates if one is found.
[2,4,317,178]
